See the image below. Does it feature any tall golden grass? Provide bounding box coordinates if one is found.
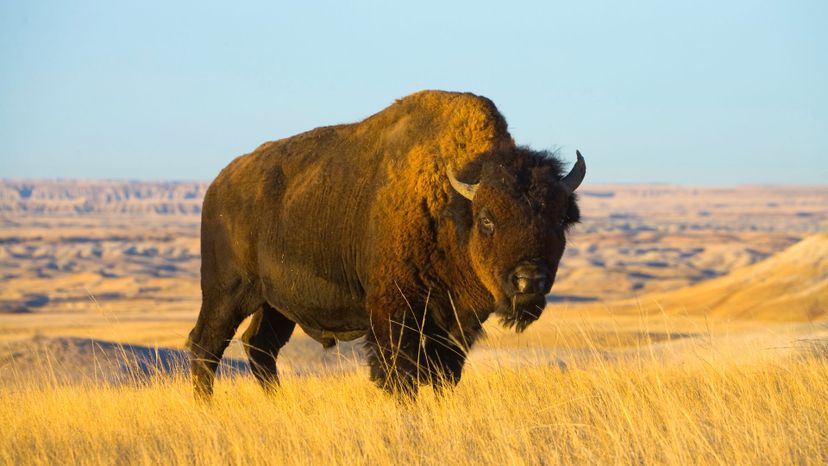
[2,334,826,465]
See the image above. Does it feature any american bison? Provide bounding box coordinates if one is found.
[187,90,585,399]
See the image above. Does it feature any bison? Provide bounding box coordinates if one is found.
[187,90,585,399]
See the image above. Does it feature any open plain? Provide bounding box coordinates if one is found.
[1,180,827,464]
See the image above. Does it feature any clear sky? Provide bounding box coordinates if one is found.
[1,1,826,185]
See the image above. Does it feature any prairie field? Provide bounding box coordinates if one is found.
[3,337,828,465]
[1,181,827,465]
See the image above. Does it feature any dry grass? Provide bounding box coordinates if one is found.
[2,331,827,466]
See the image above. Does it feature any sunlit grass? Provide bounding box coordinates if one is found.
[2,335,827,465]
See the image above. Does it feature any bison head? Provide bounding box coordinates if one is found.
[448,149,585,332]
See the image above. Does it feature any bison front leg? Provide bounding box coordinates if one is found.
[364,295,422,398]
[422,331,467,394]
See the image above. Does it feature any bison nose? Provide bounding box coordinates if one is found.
[511,265,552,294]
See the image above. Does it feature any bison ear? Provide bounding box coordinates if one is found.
[561,151,586,193]
[565,194,580,226]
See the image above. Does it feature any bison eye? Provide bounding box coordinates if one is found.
[478,209,495,236]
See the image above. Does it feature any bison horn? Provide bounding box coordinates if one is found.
[447,166,479,201]
[562,150,586,193]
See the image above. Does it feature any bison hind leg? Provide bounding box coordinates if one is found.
[242,304,296,391]
[187,282,260,401]
[188,313,246,402]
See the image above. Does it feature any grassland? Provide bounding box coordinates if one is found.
[2,328,827,466]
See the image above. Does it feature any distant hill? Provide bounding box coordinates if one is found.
[0,180,207,216]
[596,234,828,321]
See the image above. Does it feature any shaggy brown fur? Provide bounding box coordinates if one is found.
[187,90,583,399]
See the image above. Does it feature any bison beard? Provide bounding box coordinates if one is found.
[500,294,547,333]
[186,90,584,400]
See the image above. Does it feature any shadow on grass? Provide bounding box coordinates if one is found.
[0,336,249,388]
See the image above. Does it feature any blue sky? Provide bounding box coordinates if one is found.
[1,1,825,184]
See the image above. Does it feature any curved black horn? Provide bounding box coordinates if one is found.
[562,150,586,193]
[447,166,479,201]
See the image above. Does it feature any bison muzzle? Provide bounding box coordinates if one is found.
[186,90,585,399]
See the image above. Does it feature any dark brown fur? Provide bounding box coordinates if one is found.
[187,90,581,399]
